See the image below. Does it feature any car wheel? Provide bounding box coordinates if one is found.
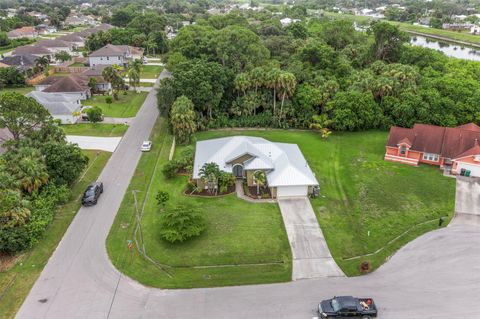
[94,200,98,205]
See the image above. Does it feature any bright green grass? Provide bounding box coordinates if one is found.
[107,119,291,289]
[0,87,34,95]
[141,65,163,79]
[69,62,86,67]
[198,130,455,276]
[83,92,148,118]
[61,123,129,137]
[0,150,111,319]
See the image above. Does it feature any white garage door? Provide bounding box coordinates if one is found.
[457,162,480,177]
[277,185,308,198]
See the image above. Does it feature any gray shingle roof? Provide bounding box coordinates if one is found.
[89,44,129,57]
[26,91,81,116]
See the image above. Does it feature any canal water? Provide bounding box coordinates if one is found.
[410,35,480,61]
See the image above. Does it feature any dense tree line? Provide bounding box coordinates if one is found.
[158,14,480,138]
[0,93,88,254]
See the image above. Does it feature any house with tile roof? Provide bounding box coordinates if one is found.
[82,65,111,92]
[88,44,143,67]
[385,123,480,176]
[7,26,38,39]
[193,136,319,198]
[58,34,85,49]
[26,91,82,124]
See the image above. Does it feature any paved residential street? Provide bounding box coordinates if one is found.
[17,68,480,318]
[278,198,344,279]
[66,136,122,152]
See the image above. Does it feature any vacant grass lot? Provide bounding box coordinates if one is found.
[0,150,111,319]
[84,92,148,118]
[141,65,163,79]
[61,123,129,137]
[199,130,455,276]
[107,119,291,289]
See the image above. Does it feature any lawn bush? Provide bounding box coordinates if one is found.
[158,205,206,243]
[162,160,179,179]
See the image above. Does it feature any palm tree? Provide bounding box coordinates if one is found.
[10,148,49,194]
[199,162,221,195]
[266,68,281,116]
[127,67,140,92]
[249,67,265,94]
[253,170,266,195]
[234,73,250,97]
[277,72,297,113]
[102,65,124,100]
[0,189,30,228]
[35,55,50,74]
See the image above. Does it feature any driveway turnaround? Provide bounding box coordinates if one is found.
[66,135,122,152]
[17,69,480,318]
[278,198,344,279]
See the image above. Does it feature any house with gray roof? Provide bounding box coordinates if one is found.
[82,65,111,92]
[58,34,85,49]
[27,91,82,124]
[0,54,39,72]
[193,136,319,198]
[35,39,73,55]
[37,75,91,100]
[12,45,53,59]
[88,44,142,67]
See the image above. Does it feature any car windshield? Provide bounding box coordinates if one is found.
[85,187,95,196]
[142,142,150,146]
[331,299,341,312]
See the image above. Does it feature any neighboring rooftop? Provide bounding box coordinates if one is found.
[12,45,51,56]
[89,44,130,57]
[42,75,89,93]
[0,54,38,69]
[387,123,480,159]
[27,91,81,116]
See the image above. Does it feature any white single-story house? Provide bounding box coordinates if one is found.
[27,91,82,124]
[192,136,319,198]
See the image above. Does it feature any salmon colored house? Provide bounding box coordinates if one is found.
[385,123,480,177]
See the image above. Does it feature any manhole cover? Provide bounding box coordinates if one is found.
[38,298,48,303]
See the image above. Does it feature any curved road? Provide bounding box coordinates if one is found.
[17,71,480,318]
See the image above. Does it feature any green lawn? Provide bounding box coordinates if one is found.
[107,119,292,289]
[68,62,86,67]
[141,65,163,79]
[83,92,148,118]
[198,130,455,276]
[0,150,111,319]
[61,123,129,137]
[0,87,35,95]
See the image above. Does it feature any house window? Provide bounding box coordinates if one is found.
[100,57,103,60]
[399,145,407,155]
[118,56,120,60]
[107,56,109,61]
[423,153,439,162]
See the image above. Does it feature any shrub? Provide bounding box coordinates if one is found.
[155,190,169,207]
[176,146,194,172]
[86,106,103,123]
[158,205,206,243]
[105,96,113,104]
[218,172,235,193]
[162,160,179,179]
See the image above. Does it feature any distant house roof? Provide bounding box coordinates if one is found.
[26,91,81,116]
[82,64,107,76]
[36,76,64,87]
[7,26,37,38]
[387,123,480,159]
[193,136,318,187]
[36,39,71,48]
[12,45,51,56]
[89,44,130,57]
[0,54,38,69]
[42,75,89,93]
[58,34,84,43]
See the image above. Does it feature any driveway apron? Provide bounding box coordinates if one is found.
[278,197,344,280]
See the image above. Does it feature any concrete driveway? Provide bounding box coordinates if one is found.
[278,198,344,280]
[66,135,122,152]
[455,176,480,216]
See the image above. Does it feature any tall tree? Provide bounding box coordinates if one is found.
[370,21,409,63]
[170,96,197,144]
[7,147,49,194]
[0,93,51,141]
[102,65,124,100]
